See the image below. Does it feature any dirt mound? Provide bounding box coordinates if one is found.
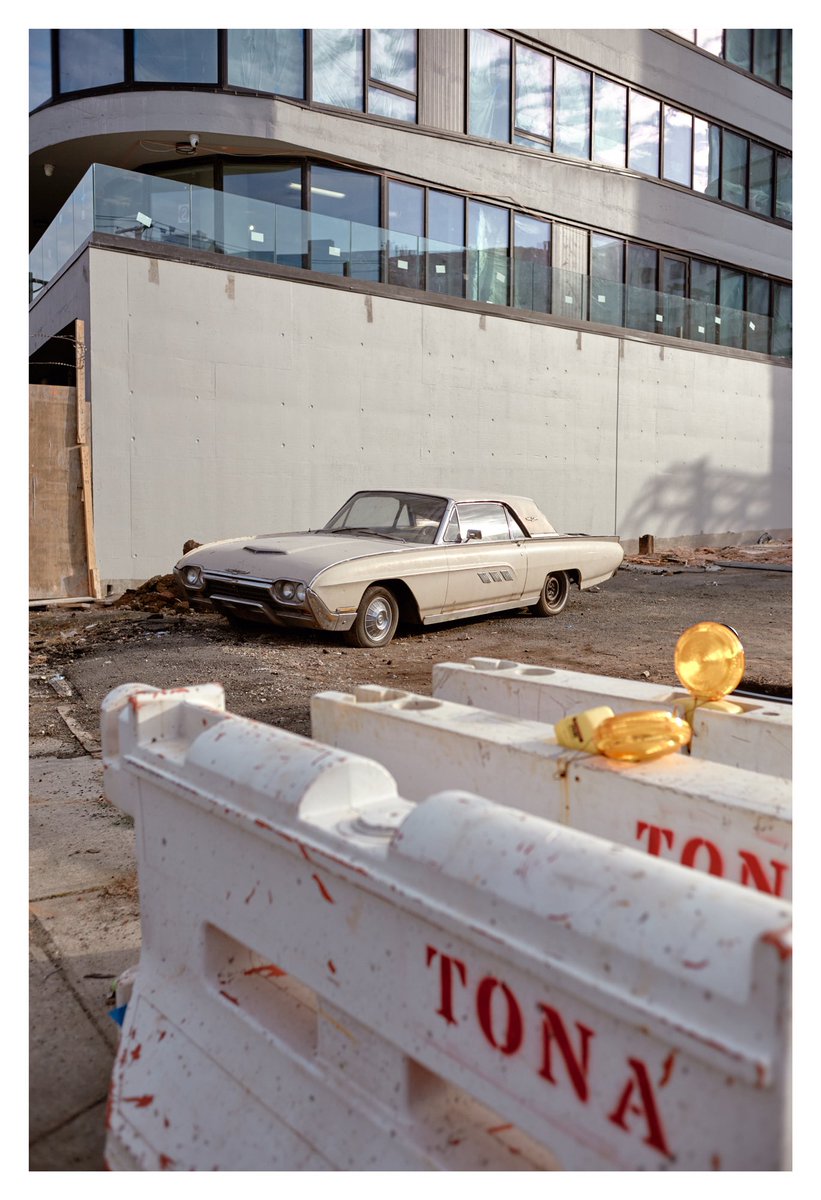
[627,540,792,568]
[111,573,190,613]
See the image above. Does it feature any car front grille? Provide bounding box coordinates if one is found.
[202,574,274,604]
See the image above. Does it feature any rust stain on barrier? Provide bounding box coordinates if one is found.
[658,1052,676,1088]
[244,886,257,904]
[219,990,241,1006]
[488,1123,513,1135]
[123,1095,154,1108]
[243,964,286,978]
[711,1154,721,1170]
[130,1044,142,1061]
[327,960,337,974]
[312,874,335,903]
[254,819,272,830]
[159,1153,175,1170]
[761,926,792,960]
[682,959,710,969]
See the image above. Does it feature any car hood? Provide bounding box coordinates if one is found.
[178,530,410,582]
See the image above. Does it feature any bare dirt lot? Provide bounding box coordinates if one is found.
[31,557,792,749]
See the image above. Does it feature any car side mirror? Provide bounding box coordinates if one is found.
[466,528,482,541]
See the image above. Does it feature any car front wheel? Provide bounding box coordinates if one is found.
[345,586,399,648]
[531,570,570,616]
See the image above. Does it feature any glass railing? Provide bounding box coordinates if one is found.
[29,163,791,359]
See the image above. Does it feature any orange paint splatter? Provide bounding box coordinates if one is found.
[123,1095,154,1108]
[243,964,286,978]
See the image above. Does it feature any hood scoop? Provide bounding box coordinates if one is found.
[243,545,286,554]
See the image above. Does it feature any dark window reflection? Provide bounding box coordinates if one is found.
[776,156,792,221]
[134,29,218,83]
[227,29,304,98]
[59,30,124,92]
[590,233,624,327]
[721,131,748,208]
[724,29,752,71]
[626,244,658,332]
[387,181,423,287]
[779,30,792,89]
[513,214,551,312]
[719,267,745,347]
[753,30,778,83]
[427,190,464,296]
[468,201,509,305]
[745,274,771,353]
[309,166,380,281]
[749,144,774,217]
[690,260,719,343]
[772,284,792,357]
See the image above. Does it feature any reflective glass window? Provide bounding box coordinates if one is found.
[669,29,695,41]
[309,165,379,281]
[222,162,302,263]
[370,29,416,92]
[626,244,658,332]
[427,190,464,296]
[721,131,748,208]
[719,267,745,348]
[779,30,792,89]
[513,214,550,313]
[58,30,124,92]
[724,29,752,71]
[749,144,774,216]
[661,257,687,338]
[515,45,552,147]
[312,29,363,110]
[691,259,719,343]
[593,77,627,167]
[309,166,378,225]
[663,106,693,186]
[554,61,591,159]
[745,275,771,353]
[776,155,792,221]
[468,30,510,142]
[368,88,416,122]
[455,503,512,542]
[387,181,423,287]
[693,119,721,197]
[753,30,778,83]
[227,29,304,98]
[134,29,218,83]
[772,284,792,357]
[696,30,723,55]
[629,93,660,176]
[29,29,52,110]
[590,233,624,327]
[468,201,509,305]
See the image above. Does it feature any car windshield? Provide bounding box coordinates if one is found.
[323,491,448,544]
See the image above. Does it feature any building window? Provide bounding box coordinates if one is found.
[226,29,304,98]
[387,180,424,288]
[772,284,792,358]
[369,28,417,122]
[693,119,721,197]
[554,61,591,159]
[626,244,658,332]
[674,27,791,91]
[590,233,624,327]
[427,190,465,296]
[593,77,627,167]
[308,164,380,280]
[753,29,779,84]
[663,106,693,187]
[222,162,304,265]
[468,201,509,305]
[724,29,752,71]
[134,29,218,84]
[629,93,660,176]
[468,29,511,142]
[779,30,792,90]
[29,29,52,111]
[58,30,124,93]
[312,28,364,110]
[776,155,792,222]
[721,131,748,208]
[746,274,771,354]
[514,44,553,150]
[719,267,745,348]
[513,214,551,312]
[696,29,723,55]
[660,256,688,337]
[690,260,719,343]
[749,144,774,217]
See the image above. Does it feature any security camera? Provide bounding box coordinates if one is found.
[189,134,200,149]
[43,163,54,177]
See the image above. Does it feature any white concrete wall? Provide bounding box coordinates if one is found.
[86,246,790,586]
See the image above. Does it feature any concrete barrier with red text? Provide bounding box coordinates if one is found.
[100,683,790,1171]
[310,685,791,900]
[431,659,791,777]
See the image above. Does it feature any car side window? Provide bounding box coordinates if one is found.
[442,510,461,543]
[455,502,512,542]
[505,509,527,539]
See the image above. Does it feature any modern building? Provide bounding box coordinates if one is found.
[29,28,792,597]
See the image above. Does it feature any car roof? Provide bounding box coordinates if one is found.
[352,489,557,534]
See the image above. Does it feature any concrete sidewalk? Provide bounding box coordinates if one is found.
[29,749,140,1170]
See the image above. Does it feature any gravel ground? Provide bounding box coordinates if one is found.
[30,562,791,746]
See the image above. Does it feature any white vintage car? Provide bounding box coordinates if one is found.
[174,489,623,648]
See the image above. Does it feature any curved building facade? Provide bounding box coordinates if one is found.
[29,29,792,593]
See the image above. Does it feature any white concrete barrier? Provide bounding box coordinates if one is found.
[432,658,792,777]
[101,683,791,1171]
[311,686,791,899]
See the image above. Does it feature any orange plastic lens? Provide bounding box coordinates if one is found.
[595,710,692,762]
[674,621,745,700]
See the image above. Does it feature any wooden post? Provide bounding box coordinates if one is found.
[75,319,101,598]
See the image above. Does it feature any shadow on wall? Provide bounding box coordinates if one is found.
[619,456,790,543]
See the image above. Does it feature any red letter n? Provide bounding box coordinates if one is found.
[738,851,789,898]
[426,945,468,1026]
[537,1003,595,1103]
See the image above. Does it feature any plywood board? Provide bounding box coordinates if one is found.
[29,385,89,599]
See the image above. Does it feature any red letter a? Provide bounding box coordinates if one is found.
[607,1057,673,1158]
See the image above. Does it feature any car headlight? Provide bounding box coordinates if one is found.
[182,566,202,588]
[273,580,308,605]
